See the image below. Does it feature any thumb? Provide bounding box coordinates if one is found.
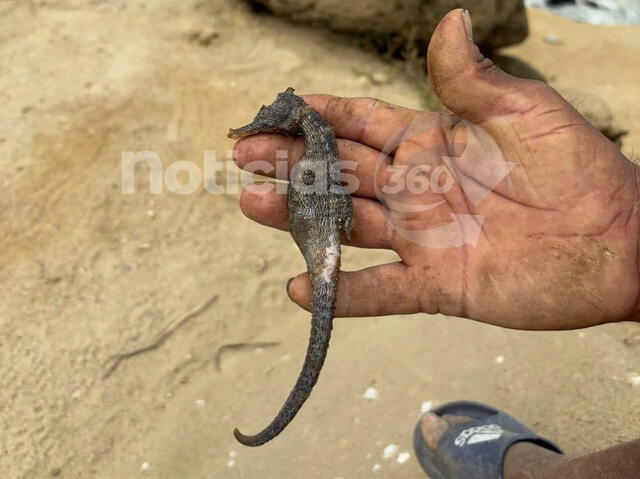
[427,9,553,123]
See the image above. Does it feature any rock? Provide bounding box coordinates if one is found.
[543,33,564,45]
[247,0,529,58]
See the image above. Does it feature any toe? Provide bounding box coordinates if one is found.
[420,413,475,452]
[420,413,450,452]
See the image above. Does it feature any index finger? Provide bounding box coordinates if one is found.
[301,94,422,151]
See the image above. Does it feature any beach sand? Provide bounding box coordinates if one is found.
[1,1,639,477]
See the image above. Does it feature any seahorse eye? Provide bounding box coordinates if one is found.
[302,169,315,185]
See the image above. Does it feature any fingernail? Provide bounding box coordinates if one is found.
[462,9,473,42]
[286,277,294,296]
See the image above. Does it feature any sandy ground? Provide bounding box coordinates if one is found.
[1,1,639,478]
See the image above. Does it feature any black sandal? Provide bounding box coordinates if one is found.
[413,401,563,479]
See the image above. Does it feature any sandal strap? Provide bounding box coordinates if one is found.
[430,414,562,479]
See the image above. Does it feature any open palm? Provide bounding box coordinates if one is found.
[233,10,639,330]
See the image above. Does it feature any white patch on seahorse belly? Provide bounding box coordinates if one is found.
[321,235,340,284]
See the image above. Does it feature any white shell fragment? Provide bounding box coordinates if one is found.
[420,400,434,414]
[627,373,640,386]
[495,355,505,364]
[397,452,411,464]
[372,463,382,473]
[363,387,379,400]
[362,387,378,401]
[370,72,391,85]
[382,444,399,459]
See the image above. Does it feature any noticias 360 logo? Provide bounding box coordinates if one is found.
[373,115,514,249]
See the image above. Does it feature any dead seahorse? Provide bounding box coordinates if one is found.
[228,88,353,447]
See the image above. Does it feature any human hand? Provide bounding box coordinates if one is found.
[233,9,640,330]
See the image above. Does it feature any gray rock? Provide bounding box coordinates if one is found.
[248,0,529,57]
